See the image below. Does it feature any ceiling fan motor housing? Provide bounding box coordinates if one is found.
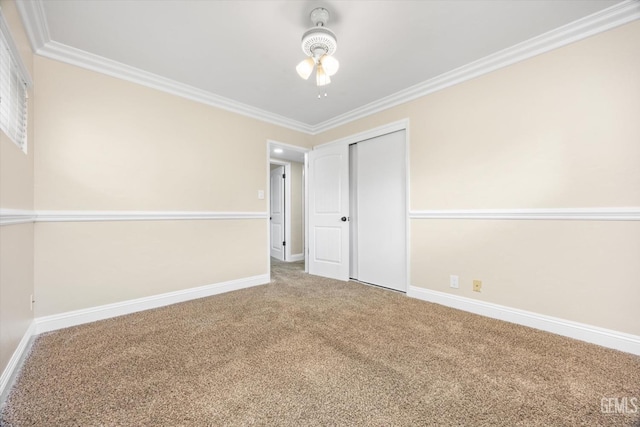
[301,27,337,57]
[301,8,337,58]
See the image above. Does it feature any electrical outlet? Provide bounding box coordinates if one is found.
[257,190,265,200]
[450,275,459,289]
[473,280,482,292]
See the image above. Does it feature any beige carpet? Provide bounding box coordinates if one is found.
[1,260,639,426]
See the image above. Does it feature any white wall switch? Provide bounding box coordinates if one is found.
[258,190,265,200]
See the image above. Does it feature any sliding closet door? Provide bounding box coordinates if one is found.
[355,130,406,291]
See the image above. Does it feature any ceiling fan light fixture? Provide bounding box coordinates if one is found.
[296,57,315,80]
[316,64,330,87]
[296,7,339,88]
[320,54,339,76]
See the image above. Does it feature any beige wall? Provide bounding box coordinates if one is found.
[33,56,312,317]
[34,57,313,211]
[0,224,34,366]
[315,21,640,335]
[0,0,35,381]
[34,220,266,317]
[411,220,640,333]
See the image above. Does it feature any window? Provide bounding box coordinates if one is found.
[0,11,30,153]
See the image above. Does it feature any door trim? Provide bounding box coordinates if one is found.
[267,140,310,279]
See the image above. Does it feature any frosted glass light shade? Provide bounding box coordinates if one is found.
[296,57,315,80]
[316,64,331,86]
[320,54,339,76]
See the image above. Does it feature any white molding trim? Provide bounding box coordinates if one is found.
[14,0,49,53]
[289,253,304,262]
[5,208,638,224]
[314,119,410,149]
[41,42,313,134]
[35,274,269,334]
[267,140,310,155]
[0,209,36,226]
[35,210,268,222]
[14,0,312,135]
[0,321,35,400]
[16,1,640,135]
[311,0,640,134]
[409,207,640,221]
[407,286,640,356]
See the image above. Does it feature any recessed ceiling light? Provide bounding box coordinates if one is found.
[274,148,283,154]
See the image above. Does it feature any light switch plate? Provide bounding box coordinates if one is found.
[450,275,459,289]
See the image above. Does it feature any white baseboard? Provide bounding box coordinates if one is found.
[35,274,269,334]
[289,253,304,262]
[0,321,36,401]
[408,286,640,356]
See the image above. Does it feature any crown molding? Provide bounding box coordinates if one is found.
[409,207,640,221]
[14,0,49,53]
[15,0,640,136]
[14,1,313,135]
[311,0,640,134]
[38,42,314,134]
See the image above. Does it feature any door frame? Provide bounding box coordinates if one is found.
[266,140,310,279]
[309,119,411,289]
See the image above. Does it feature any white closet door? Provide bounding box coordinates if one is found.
[356,130,406,291]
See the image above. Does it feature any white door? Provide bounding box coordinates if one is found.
[353,130,406,291]
[270,166,285,261]
[308,143,350,280]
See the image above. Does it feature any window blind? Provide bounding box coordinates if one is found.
[0,18,28,152]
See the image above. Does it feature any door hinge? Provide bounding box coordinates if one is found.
[282,241,286,246]
[282,173,286,179]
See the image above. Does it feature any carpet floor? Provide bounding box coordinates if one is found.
[1,260,639,426]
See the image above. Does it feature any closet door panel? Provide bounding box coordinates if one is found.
[356,131,406,291]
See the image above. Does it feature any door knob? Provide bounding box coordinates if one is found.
[341,216,347,222]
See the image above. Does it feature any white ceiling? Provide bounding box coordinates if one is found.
[19,0,629,130]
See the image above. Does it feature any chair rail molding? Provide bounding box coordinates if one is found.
[409,207,640,221]
[35,210,268,222]
[0,209,37,226]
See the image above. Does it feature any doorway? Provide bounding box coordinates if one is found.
[267,141,309,273]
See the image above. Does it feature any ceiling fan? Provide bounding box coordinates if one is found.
[295,7,339,88]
